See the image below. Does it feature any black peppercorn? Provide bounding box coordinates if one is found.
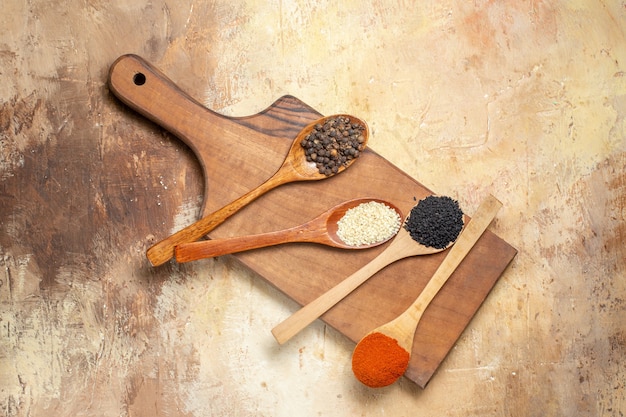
[301,116,366,176]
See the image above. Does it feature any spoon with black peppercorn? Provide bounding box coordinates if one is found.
[143,114,369,266]
[351,194,502,388]
[174,198,402,262]
[271,195,467,345]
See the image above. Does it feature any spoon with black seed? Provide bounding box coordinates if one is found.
[271,195,466,345]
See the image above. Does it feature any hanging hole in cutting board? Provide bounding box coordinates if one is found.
[133,72,146,85]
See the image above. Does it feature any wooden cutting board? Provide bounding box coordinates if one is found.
[108,54,517,388]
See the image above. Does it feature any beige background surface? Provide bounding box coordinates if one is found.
[1,1,625,416]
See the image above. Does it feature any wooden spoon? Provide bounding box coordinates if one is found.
[351,194,502,387]
[143,113,368,266]
[271,198,466,345]
[174,198,402,262]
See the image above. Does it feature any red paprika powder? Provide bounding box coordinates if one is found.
[351,332,410,388]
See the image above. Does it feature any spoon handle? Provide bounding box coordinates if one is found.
[392,194,502,349]
[174,222,326,262]
[271,232,417,344]
[146,174,286,266]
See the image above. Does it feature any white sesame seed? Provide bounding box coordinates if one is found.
[337,201,401,246]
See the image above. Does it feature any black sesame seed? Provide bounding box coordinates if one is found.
[404,195,464,249]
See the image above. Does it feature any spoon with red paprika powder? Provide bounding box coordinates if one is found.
[351,194,502,388]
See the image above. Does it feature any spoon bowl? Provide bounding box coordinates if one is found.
[174,198,402,262]
[351,194,502,388]
[271,197,465,345]
[146,114,369,266]
[281,114,368,180]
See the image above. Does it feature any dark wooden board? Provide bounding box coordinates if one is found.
[108,55,517,388]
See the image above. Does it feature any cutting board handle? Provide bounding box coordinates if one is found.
[107,54,230,161]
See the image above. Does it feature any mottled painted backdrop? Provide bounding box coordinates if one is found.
[1,1,625,416]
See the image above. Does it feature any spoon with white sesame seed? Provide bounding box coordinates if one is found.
[174,198,402,263]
